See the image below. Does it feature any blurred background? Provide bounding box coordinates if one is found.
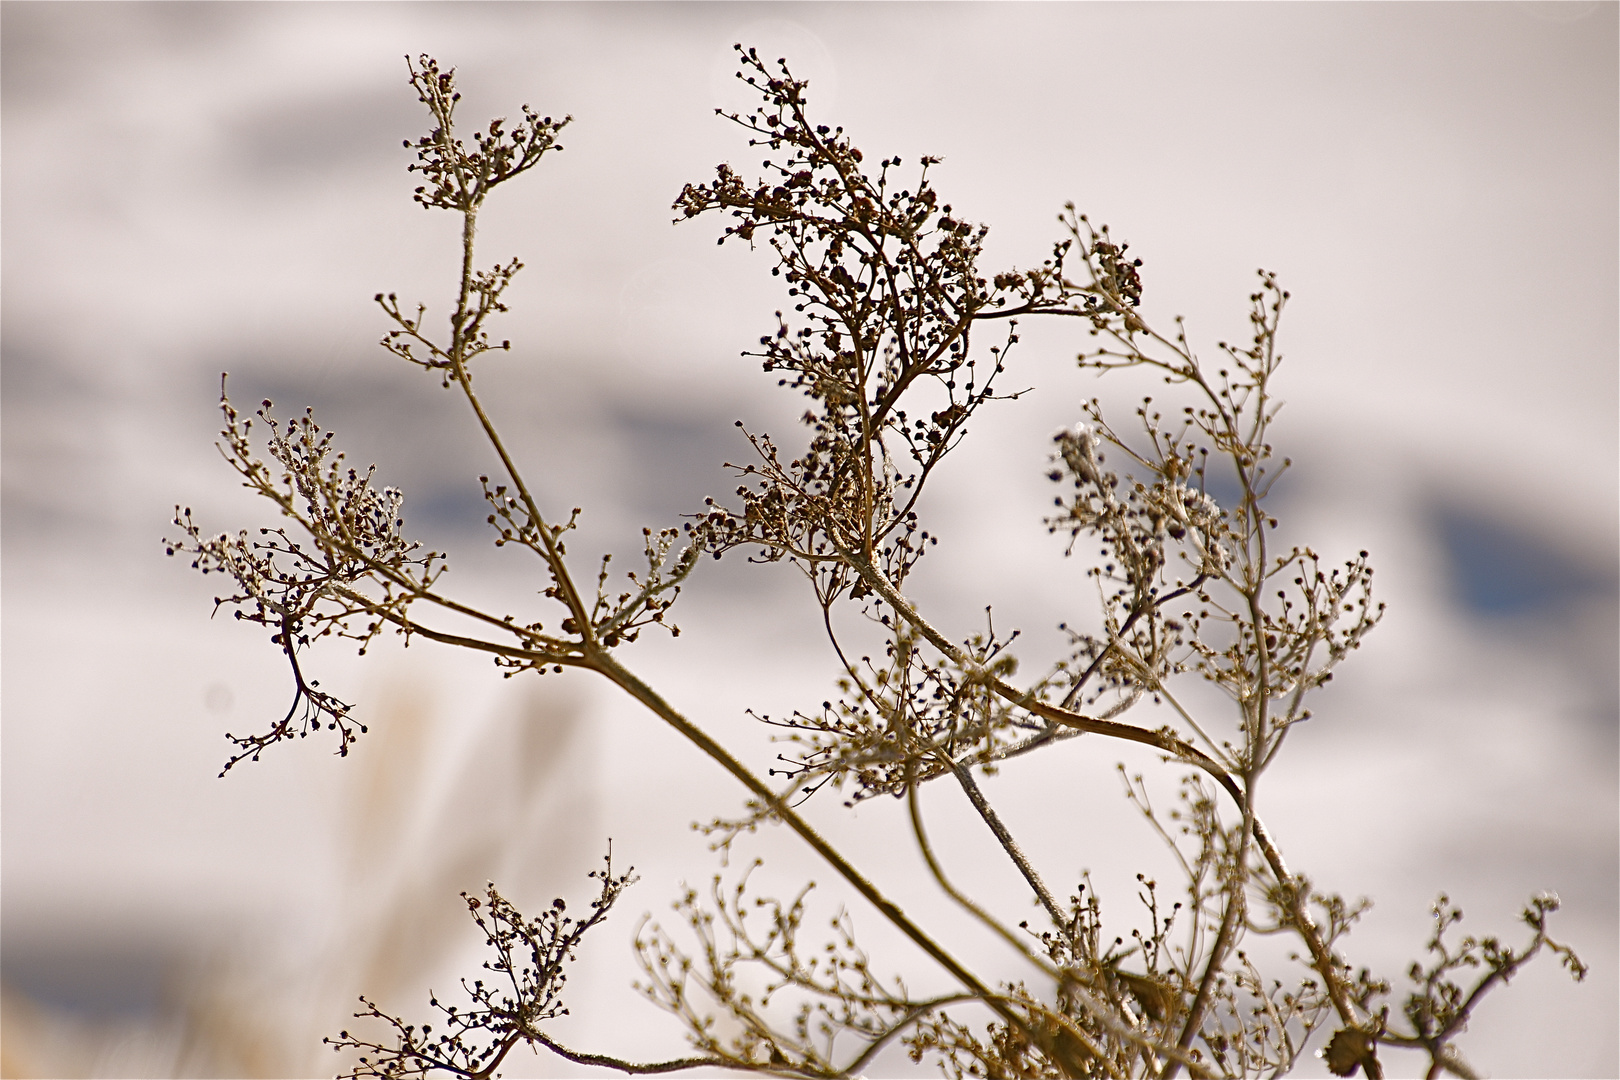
[2,3,1615,1076]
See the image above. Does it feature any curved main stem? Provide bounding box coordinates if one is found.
[588,650,1029,1039]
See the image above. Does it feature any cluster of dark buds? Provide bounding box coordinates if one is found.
[167,390,442,773]
[326,852,654,1080]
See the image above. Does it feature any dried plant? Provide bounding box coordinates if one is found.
[168,49,1585,1079]
[325,852,641,1079]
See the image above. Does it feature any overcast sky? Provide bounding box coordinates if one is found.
[2,4,1615,1077]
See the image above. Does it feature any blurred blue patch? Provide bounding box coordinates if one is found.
[609,404,738,522]
[1,941,174,1019]
[1200,469,1250,518]
[1432,505,1615,617]
[408,485,494,538]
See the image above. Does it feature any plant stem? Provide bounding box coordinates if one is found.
[588,650,1032,1039]
[946,755,1066,929]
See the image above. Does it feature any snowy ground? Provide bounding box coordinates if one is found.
[3,6,1615,1077]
